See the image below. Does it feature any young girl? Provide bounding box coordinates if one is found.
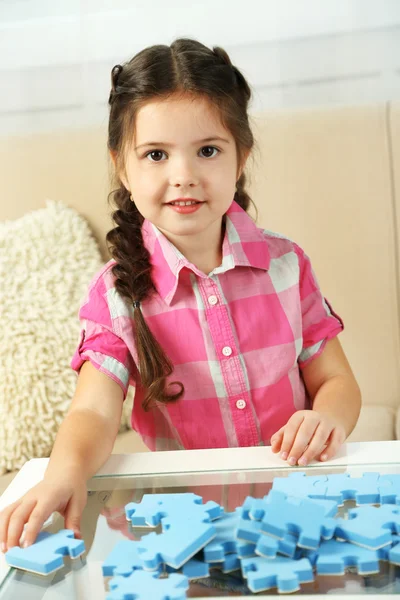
[0,38,361,551]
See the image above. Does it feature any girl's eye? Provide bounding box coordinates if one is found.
[146,150,167,162]
[199,146,219,158]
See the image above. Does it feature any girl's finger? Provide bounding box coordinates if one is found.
[298,424,333,466]
[286,418,320,465]
[270,428,284,453]
[23,504,55,548]
[279,414,305,460]
[319,427,346,462]
[0,502,21,552]
[6,499,37,550]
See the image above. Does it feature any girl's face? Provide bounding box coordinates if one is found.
[119,94,242,242]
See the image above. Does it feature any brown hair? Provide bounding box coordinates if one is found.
[106,38,255,411]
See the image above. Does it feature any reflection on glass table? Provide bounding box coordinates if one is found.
[0,442,400,598]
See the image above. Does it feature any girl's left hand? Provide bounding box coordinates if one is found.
[270,410,346,466]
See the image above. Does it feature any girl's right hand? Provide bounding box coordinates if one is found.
[0,470,88,552]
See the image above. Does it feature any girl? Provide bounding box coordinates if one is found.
[0,38,361,551]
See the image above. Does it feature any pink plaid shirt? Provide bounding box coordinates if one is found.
[71,201,343,450]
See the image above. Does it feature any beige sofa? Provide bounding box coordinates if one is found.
[1,102,399,494]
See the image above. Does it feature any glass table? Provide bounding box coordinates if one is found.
[0,441,400,599]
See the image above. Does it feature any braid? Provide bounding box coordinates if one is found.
[106,187,184,410]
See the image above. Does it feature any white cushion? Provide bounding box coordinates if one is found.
[347,404,396,442]
[0,201,105,474]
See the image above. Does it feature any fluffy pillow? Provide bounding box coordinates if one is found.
[0,200,132,474]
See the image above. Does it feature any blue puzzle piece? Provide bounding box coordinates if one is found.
[272,472,328,499]
[210,552,240,573]
[236,514,262,544]
[272,472,383,506]
[320,473,382,505]
[125,493,221,527]
[182,557,209,579]
[241,555,314,593]
[240,496,270,520]
[378,534,400,563]
[102,540,162,577]
[238,493,336,556]
[237,513,298,559]
[256,531,298,559]
[124,492,221,570]
[378,474,400,504]
[136,519,216,570]
[5,529,85,575]
[107,570,189,600]
[389,541,400,565]
[315,539,381,575]
[167,557,210,579]
[259,491,336,550]
[236,540,257,559]
[203,510,240,562]
[335,504,400,549]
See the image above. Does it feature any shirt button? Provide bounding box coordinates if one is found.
[208,295,218,306]
[222,346,232,357]
[236,399,246,409]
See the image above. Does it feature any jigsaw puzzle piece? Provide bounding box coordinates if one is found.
[210,552,240,573]
[389,542,400,565]
[241,555,314,593]
[321,473,382,505]
[315,539,381,575]
[378,534,400,563]
[272,472,327,499]
[136,518,216,570]
[5,529,85,575]
[107,570,188,600]
[236,540,257,559]
[202,510,240,562]
[335,504,400,549]
[238,492,336,556]
[378,474,400,504]
[125,493,221,527]
[259,491,336,549]
[256,531,298,559]
[236,513,262,544]
[166,557,210,579]
[240,495,270,520]
[102,540,163,577]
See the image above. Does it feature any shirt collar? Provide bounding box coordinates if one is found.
[141,200,270,306]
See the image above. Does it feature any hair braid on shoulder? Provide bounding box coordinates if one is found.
[106,187,184,410]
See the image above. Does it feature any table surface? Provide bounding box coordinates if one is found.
[0,440,400,599]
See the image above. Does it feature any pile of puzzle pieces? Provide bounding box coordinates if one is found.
[5,471,400,598]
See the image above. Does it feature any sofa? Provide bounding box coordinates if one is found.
[1,102,399,495]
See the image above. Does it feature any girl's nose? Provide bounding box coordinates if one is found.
[170,158,199,188]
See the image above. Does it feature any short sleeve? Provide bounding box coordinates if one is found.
[70,266,134,399]
[294,243,344,367]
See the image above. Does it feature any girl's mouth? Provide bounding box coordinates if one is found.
[166,200,204,214]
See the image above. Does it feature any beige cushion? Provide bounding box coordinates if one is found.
[347,404,396,442]
[396,407,400,441]
[0,201,104,474]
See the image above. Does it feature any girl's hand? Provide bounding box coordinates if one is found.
[0,469,87,552]
[270,410,346,466]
